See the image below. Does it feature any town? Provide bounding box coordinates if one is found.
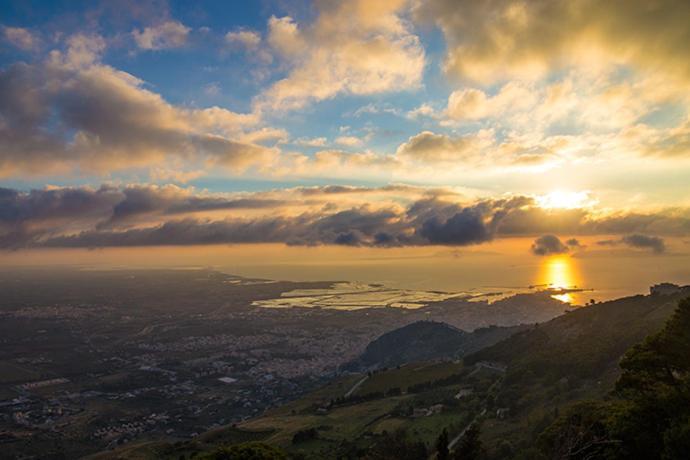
[0,268,570,458]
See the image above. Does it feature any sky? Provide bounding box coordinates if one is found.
[1,0,690,276]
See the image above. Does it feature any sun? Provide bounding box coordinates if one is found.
[537,190,592,209]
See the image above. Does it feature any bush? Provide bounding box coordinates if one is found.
[292,428,318,444]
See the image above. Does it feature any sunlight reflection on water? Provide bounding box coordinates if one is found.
[539,255,582,303]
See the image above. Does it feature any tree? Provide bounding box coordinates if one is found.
[292,427,318,444]
[436,428,449,460]
[537,400,621,459]
[662,417,690,460]
[452,423,482,460]
[611,297,690,459]
[537,297,690,460]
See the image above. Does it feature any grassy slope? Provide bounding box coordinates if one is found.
[238,363,473,458]
[358,361,464,394]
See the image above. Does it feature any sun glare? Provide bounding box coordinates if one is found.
[538,255,580,303]
[537,190,591,209]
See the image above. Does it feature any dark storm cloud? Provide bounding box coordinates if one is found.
[530,235,569,256]
[1,185,689,249]
[407,196,532,245]
[419,208,490,245]
[0,185,121,227]
[0,185,290,247]
[45,218,297,247]
[0,185,121,248]
[41,208,409,248]
[103,185,287,227]
[29,195,533,248]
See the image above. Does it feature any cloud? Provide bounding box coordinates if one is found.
[396,131,491,163]
[101,185,286,228]
[149,168,205,184]
[280,150,400,179]
[351,102,402,118]
[43,218,295,247]
[408,195,533,246]
[257,0,425,111]
[446,83,536,120]
[132,20,190,50]
[203,82,220,96]
[0,185,291,247]
[435,61,690,174]
[335,136,364,147]
[415,0,690,84]
[225,29,261,50]
[406,103,437,119]
[0,186,122,248]
[39,194,542,248]
[622,234,666,253]
[446,88,489,120]
[0,186,475,247]
[2,185,689,249]
[419,207,490,245]
[293,137,328,148]
[630,120,690,158]
[266,16,303,57]
[62,33,106,68]
[392,128,567,170]
[597,234,666,253]
[530,234,569,256]
[32,206,410,249]
[0,35,276,177]
[2,26,38,50]
[288,184,428,197]
[565,238,583,248]
[0,186,121,227]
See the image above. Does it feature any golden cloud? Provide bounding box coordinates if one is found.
[257,0,425,111]
[416,0,690,84]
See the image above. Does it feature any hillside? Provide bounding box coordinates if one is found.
[536,296,690,459]
[463,287,690,458]
[466,289,689,385]
[345,321,525,372]
[352,321,467,371]
[93,287,690,459]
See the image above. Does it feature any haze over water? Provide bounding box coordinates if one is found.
[5,238,688,306]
